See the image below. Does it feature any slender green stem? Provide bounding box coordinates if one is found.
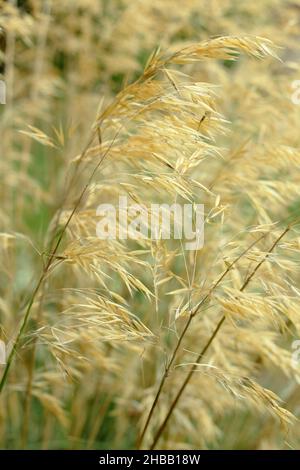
[0,127,118,395]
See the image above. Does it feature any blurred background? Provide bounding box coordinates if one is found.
[0,0,300,450]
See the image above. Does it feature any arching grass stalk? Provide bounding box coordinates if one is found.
[0,127,119,394]
[137,231,268,448]
[149,225,291,449]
